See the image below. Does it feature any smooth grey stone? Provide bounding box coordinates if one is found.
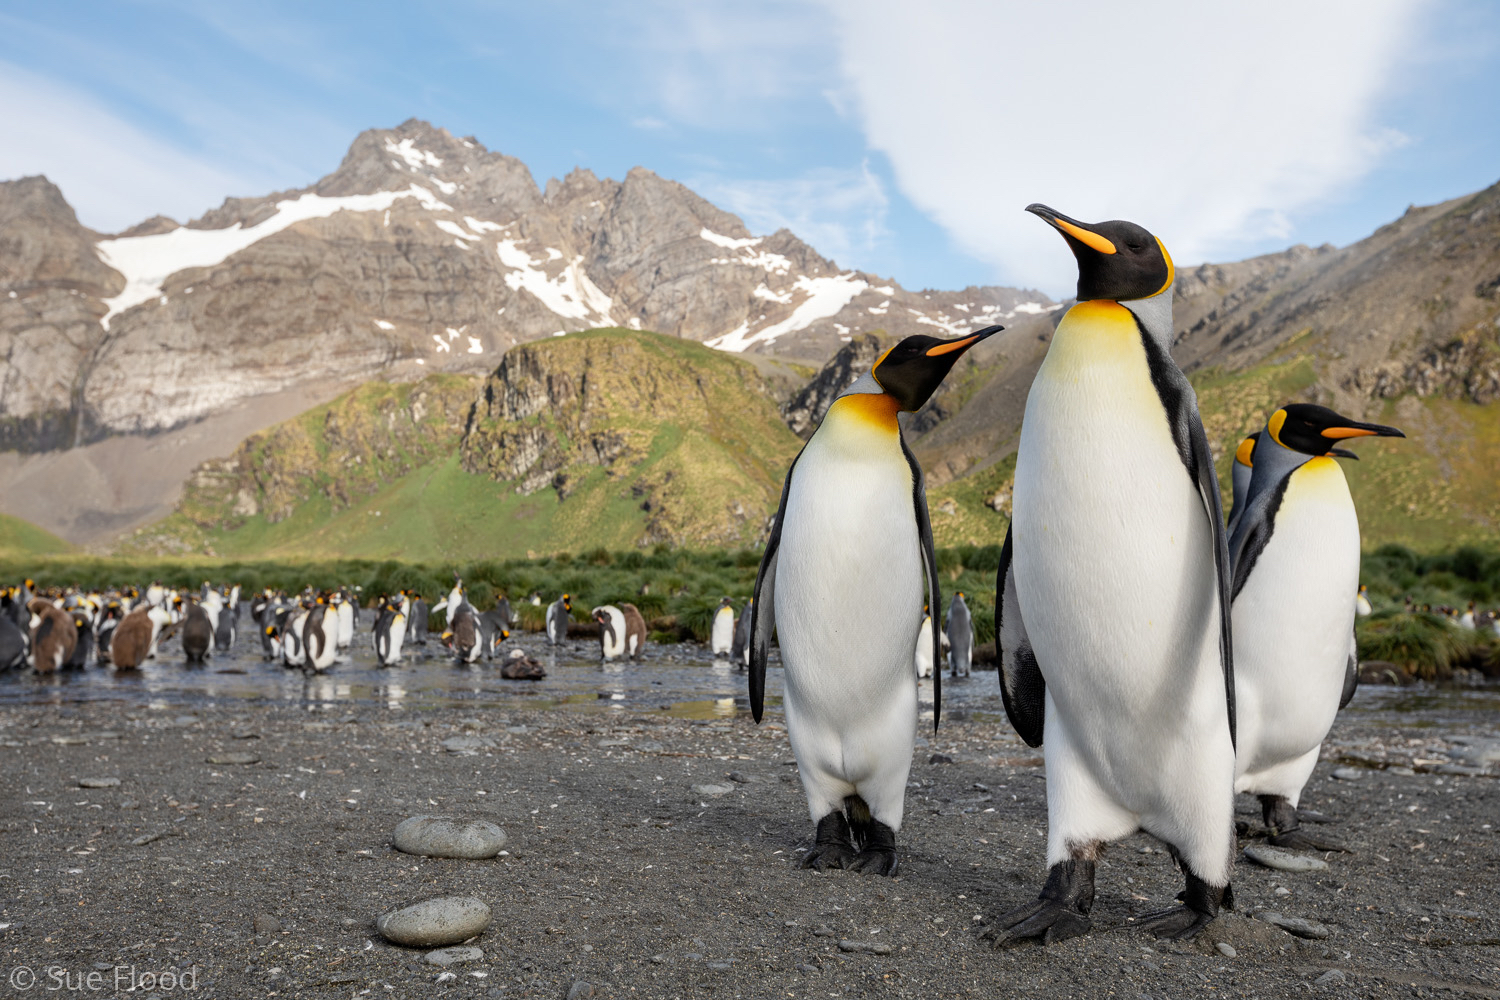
[595,738,632,747]
[634,740,664,752]
[207,752,260,765]
[1243,845,1330,872]
[838,939,895,955]
[566,982,595,999]
[79,777,120,788]
[253,914,281,935]
[691,783,735,798]
[1315,969,1346,985]
[394,816,508,859]
[1435,763,1484,776]
[1215,942,1237,958]
[440,735,493,753]
[1254,912,1330,939]
[812,925,835,937]
[1388,766,1416,776]
[376,896,491,947]
[51,735,89,745]
[1330,767,1364,781]
[425,946,484,966]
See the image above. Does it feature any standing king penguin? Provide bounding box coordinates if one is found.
[994,205,1235,943]
[750,326,1001,875]
[1229,404,1402,851]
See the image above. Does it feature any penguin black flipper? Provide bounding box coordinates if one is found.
[994,524,1045,748]
[1339,631,1359,709]
[749,447,805,724]
[901,434,941,731]
[1140,331,1237,747]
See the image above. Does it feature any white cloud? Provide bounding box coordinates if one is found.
[691,161,890,271]
[0,61,263,233]
[821,0,1427,294]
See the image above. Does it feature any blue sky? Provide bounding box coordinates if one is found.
[2,0,1497,297]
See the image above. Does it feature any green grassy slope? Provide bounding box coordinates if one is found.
[123,329,802,562]
[0,512,73,557]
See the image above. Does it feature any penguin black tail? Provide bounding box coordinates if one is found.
[843,794,873,827]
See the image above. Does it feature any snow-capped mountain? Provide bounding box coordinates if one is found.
[0,118,1052,452]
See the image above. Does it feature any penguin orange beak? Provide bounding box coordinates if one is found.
[1026,204,1117,255]
[1320,421,1405,440]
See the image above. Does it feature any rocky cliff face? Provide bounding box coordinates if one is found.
[0,119,1050,459]
[131,330,802,559]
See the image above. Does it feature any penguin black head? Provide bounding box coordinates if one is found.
[871,327,1003,412]
[1027,204,1173,302]
[1266,403,1404,457]
[562,594,572,611]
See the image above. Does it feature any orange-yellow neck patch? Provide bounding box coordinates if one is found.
[827,391,901,432]
[1234,436,1257,468]
[1069,299,1134,323]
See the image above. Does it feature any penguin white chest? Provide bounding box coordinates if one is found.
[1233,458,1360,782]
[1013,301,1226,785]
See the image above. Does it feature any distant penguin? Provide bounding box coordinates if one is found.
[303,603,338,671]
[408,593,430,646]
[440,575,466,629]
[282,607,309,668]
[995,206,1234,942]
[336,590,355,649]
[620,603,647,659]
[593,606,627,661]
[914,610,935,679]
[711,598,735,655]
[374,599,406,667]
[29,598,76,674]
[546,594,572,645]
[1229,403,1403,851]
[0,611,26,670]
[749,326,997,877]
[65,611,94,668]
[1355,585,1373,617]
[730,598,753,670]
[1458,601,1476,630]
[1226,433,1259,536]
[181,602,213,663]
[109,606,157,670]
[449,604,481,664]
[95,601,124,663]
[214,599,236,652]
[501,648,547,680]
[261,624,282,661]
[946,592,973,678]
[479,602,511,660]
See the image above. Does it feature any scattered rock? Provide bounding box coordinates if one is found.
[838,939,895,955]
[1448,736,1500,767]
[393,816,508,859]
[78,777,120,789]
[119,799,139,810]
[812,925,835,937]
[1215,942,1237,959]
[50,735,89,745]
[440,735,494,753]
[1330,767,1364,781]
[207,752,260,765]
[1388,766,1416,776]
[928,753,954,765]
[425,946,484,966]
[1315,969,1346,985]
[1243,845,1330,873]
[130,833,162,846]
[1255,912,1331,939]
[691,783,735,798]
[231,730,260,740]
[596,738,631,748]
[706,961,732,970]
[566,982,595,999]
[376,896,491,947]
[253,914,281,936]
[727,771,760,784]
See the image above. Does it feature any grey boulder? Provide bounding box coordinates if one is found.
[393,816,508,859]
[376,897,491,947]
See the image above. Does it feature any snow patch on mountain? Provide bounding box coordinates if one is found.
[495,240,614,325]
[95,185,451,329]
[707,273,868,352]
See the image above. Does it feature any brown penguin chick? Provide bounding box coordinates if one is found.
[110,607,154,670]
[180,601,213,663]
[27,598,76,674]
[500,648,546,680]
[619,603,648,660]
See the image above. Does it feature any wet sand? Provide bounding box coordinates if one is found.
[1,638,1497,998]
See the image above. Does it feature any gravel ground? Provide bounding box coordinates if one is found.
[1,677,1497,999]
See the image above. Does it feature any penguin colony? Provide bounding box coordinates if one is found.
[740,202,1426,948]
[0,202,1485,954]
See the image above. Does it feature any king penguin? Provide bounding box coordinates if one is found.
[1229,403,1402,850]
[710,598,736,656]
[994,205,1235,943]
[750,326,1001,875]
[946,591,973,679]
[546,594,572,645]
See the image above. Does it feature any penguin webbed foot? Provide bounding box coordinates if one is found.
[1267,828,1352,853]
[801,810,858,872]
[1135,872,1230,941]
[987,858,1095,947]
[847,818,899,877]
